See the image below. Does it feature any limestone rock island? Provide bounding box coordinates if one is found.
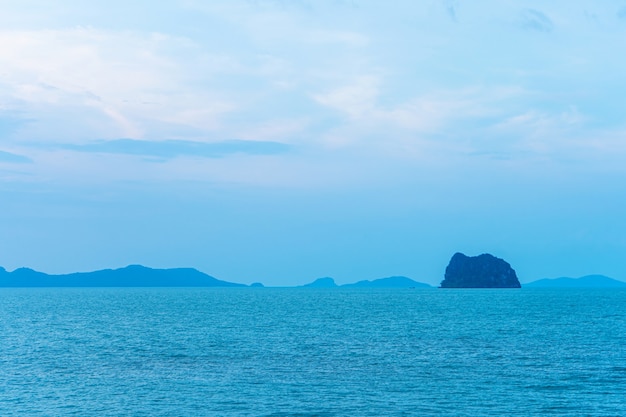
[440,252,521,288]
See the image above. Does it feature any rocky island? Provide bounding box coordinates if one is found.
[440,252,521,288]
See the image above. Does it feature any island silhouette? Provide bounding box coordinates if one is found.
[1,255,624,288]
[301,276,432,288]
[440,252,521,288]
[0,265,246,287]
[524,274,626,288]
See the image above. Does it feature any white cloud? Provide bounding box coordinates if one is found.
[237,119,310,142]
[0,0,625,187]
[495,108,583,134]
[313,80,520,143]
[479,106,626,169]
[312,76,379,119]
[0,28,238,142]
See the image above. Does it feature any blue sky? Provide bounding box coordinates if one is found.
[1,0,626,286]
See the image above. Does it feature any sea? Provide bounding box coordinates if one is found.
[1,287,625,416]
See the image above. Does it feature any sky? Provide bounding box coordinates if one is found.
[1,0,626,286]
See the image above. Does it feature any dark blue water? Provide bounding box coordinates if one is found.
[1,288,625,416]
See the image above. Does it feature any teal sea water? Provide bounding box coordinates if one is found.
[1,288,625,416]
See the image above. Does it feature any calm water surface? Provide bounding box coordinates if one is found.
[1,288,625,416]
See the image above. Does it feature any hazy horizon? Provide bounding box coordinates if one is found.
[2,259,625,288]
[2,1,626,286]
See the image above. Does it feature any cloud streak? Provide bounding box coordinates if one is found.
[58,139,291,160]
[520,9,554,32]
[0,150,31,163]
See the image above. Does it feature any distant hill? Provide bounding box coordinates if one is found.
[301,276,431,288]
[524,275,626,288]
[342,276,431,288]
[302,277,338,288]
[0,265,247,287]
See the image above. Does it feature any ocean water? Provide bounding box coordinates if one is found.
[1,288,625,416]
